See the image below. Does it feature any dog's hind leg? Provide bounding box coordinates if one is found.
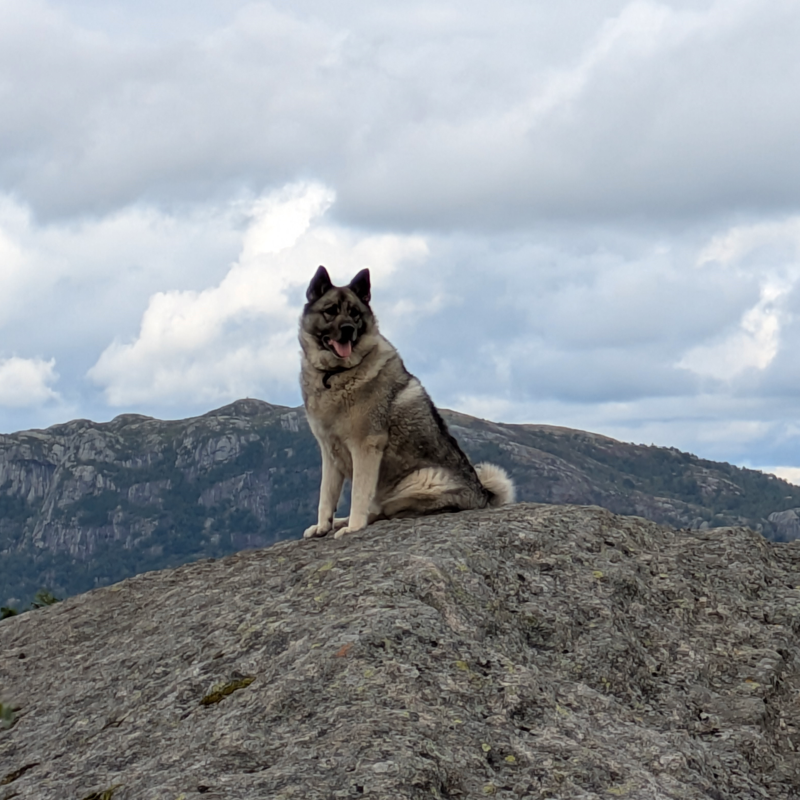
[304,447,345,538]
[380,467,478,518]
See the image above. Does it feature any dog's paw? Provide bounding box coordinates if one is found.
[333,524,365,539]
[303,523,332,539]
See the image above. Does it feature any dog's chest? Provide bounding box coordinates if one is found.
[305,401,359,474]
[305,376,352,419]
[305,386,367,439]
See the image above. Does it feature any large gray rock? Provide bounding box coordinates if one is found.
[2,503,800,799]
[768,508,800,542]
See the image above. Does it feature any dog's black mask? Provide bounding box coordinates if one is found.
[304,266,372,360]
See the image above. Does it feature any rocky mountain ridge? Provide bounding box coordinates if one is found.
[443,410,800,537]
[2,398,800,608]
[0,400,318,607]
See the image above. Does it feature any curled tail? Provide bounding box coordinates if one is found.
[474,462,515,507]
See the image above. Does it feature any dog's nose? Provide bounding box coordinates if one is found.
[339,323,356,342]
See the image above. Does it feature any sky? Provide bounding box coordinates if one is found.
[1,0,800,483]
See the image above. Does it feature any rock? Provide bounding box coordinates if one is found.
[768,508,800,541]
[2,503,799,799]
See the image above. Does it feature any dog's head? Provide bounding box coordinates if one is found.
[300,266,374,366]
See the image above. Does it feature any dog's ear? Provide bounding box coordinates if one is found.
[306,266,333,303]
[349,269,371,303]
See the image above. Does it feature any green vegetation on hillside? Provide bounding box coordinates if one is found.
[523,429,800,520]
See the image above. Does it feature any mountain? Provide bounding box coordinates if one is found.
[442,410,800,537]
[2,398,800,608]
[0,400,318,609]
[1,504,798,798]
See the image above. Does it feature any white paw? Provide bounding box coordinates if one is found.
[303,523,332,539]
[333,524,365,539]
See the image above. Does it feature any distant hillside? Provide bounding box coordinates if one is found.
[0,400,318,609]
[2,398,800,608]
[442,410,800,538]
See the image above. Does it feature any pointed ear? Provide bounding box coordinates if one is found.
[306,265,333,303]
[349,269,371,303]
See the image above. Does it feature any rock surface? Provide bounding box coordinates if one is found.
[2,503,800,799]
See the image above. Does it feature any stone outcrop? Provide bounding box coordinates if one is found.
[769,508,800,542]
[2,504,799,799]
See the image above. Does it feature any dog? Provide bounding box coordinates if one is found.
[299,265,515,539]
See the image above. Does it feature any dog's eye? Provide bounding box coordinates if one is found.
[322,306,337,319]
[351,310,361,321]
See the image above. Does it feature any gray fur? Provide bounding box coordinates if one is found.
[300,265,514,539]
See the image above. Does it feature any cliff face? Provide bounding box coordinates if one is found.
[0,400,320,606]
[1,400,294,551]
[2,504,799,799]
[3,399,800,608]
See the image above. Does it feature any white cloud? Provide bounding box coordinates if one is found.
[522,1,683,127]
[336,0,800,227]
[0,194,253,430]
[0,199,34,321]
[764,467,800,487]
[88,183,428,406]
[0,0,800,477]
[677,216,800,380]
[0,357,59,407]
[0,0,799,227]
[698,216,800,268]
[676,279,786,380]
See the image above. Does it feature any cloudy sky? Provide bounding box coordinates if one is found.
[2,0,800,481]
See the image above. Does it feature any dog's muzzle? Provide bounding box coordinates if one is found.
[325,323,357,359]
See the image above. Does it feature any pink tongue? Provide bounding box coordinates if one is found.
[332,340,352,359]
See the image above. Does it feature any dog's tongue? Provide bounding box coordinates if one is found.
[332,340,352,359]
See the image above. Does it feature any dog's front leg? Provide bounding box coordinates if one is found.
[334,436,386,538]
[304,446,345,538]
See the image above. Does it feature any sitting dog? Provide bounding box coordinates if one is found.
[299,266,514,539]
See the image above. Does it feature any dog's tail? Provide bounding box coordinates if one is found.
[475,462,515,507]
